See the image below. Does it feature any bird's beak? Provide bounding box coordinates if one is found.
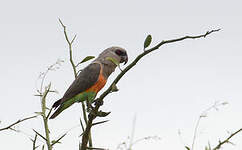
[121,55,128,65]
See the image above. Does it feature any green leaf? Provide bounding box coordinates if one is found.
[185,146,190,150]
[106,57,120,66]
[80,56,95,64]
[144,34,152,49]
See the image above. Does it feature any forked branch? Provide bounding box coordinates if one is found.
[59,18,77,78]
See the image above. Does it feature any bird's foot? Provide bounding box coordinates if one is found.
[94,99,104,106]
[86,101,94,112]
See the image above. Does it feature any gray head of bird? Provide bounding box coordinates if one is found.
[97,46,128,65]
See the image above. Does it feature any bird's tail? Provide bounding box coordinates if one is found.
[49,106,63,119]
[49,98,63,119]
[52,99,62,109]
[49,97,75,119]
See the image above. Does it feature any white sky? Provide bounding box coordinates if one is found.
[0,0,242,150]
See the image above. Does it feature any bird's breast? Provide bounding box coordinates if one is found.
[85,69,107,93]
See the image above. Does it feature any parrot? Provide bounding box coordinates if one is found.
[49,46,128,119]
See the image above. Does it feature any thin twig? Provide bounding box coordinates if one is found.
[41,84,52,150]
[191,117,201,150]
[59,18,92,147]
[213,128,242,150]
[37,60,63,150]
[128,115,136,150]
[80,118,85,132]
[58,18,77,78]
[0,115,37,132]
[46,107,53,119]
[32,133,38,150]
[40,70,48,94]
[80,29,220,150]
[132,136,161,146]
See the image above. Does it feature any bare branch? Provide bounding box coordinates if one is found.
[80,29,220,150]
[59,18,92,147]
[0,115,37,132]
[58,18,77,78]
[36,60,63,150]
[213,128,242,150]
[39,83,52,150]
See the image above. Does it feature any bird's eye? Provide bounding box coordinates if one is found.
[115,50,125,56]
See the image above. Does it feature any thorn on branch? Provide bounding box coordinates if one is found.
[86,146,107,150]
[51,133,67,146]
[33,129,47,141]
[92,120,109,127]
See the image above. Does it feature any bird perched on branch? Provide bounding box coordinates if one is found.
[50,47,128,119]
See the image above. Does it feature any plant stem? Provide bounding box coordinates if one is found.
[41,85,52,150]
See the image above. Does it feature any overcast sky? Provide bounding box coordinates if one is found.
[1,0,242,150]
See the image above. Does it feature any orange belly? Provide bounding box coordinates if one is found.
[85,71,107,93]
